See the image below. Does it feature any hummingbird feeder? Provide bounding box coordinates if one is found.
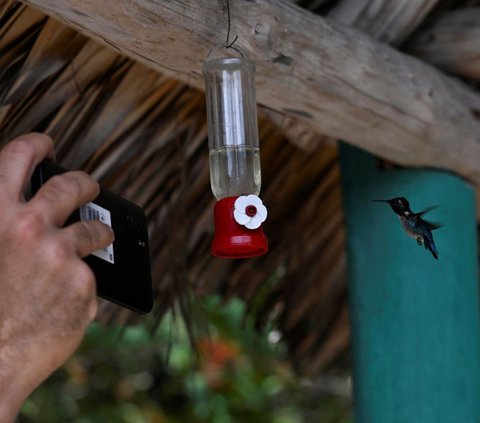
[203,47,268,258]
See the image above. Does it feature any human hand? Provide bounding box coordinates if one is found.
[0,134,114,422]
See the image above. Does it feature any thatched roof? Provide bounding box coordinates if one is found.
[0,0,478,375]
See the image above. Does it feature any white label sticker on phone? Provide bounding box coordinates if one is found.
[79,202,114,264]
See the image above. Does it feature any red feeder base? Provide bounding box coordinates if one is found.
[212,197,268,258]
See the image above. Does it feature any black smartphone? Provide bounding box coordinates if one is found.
[31,160,154,314]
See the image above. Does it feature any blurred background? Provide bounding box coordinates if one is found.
[19,297,352,423]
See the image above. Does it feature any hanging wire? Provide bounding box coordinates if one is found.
[225,0,238,48]
[206,0,240,59]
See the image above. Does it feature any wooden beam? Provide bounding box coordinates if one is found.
[272,0,442,152]
[261,108,334,152]
[20,0,480,183]
[329,0,440,46]
[407,8,480,80]
[276,0,441,151]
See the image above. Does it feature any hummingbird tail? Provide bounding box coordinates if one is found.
[424,236,439,260]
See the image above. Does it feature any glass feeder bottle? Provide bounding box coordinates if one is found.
[204,57,261,199]
[203,53,268,258]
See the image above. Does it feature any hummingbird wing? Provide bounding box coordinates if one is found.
[425,220,443,231]
[415,205,439,217]
[415,206,442,230]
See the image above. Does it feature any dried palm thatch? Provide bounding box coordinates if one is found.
[0,1,346,375]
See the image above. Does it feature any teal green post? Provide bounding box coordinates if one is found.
[339,144,480,423]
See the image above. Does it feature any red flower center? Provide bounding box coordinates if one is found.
[246,205,257,217]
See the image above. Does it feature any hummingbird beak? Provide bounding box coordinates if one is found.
[373,199,389,203]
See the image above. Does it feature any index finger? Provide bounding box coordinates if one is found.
[0,133,54,200]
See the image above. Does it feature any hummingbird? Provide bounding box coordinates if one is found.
[373,197,441,259]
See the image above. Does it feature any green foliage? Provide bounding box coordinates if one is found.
[20,296,352,423]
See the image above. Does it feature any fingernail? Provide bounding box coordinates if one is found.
[107,224,115,241]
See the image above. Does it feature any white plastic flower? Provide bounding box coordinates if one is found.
[233,195,268,230]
